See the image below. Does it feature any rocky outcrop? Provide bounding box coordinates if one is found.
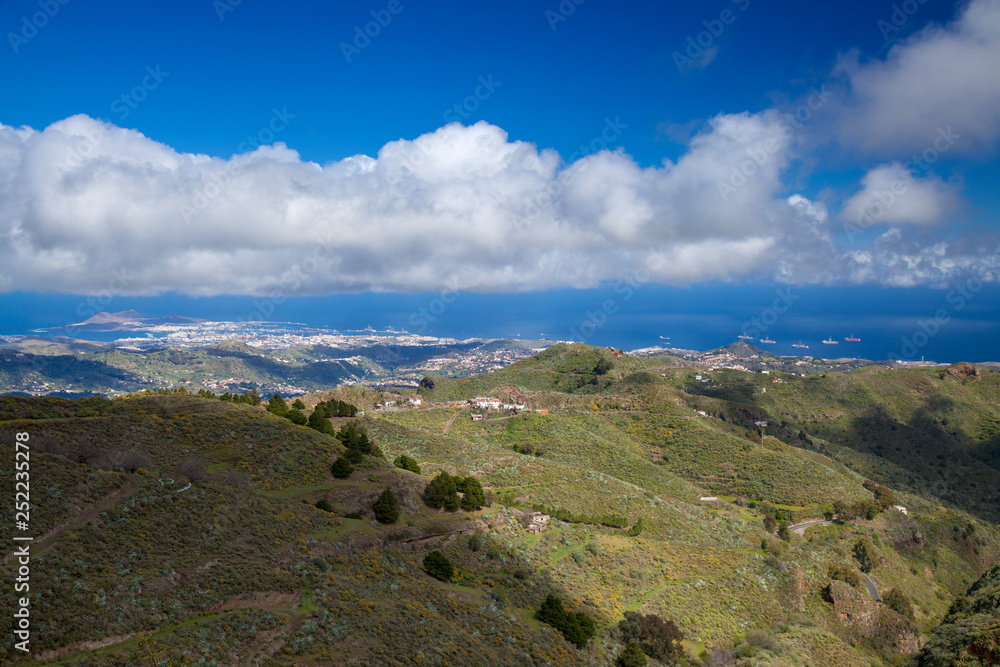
[826,580,923,655]
[947,362,981,379]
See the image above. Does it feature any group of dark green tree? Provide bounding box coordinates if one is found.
[828,480,896,521]
[192,387,261,405]
[266,393,359,431]
[330,422,376,478]
[422,471,486,511]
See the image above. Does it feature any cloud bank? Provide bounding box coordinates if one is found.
[0,0,997,297]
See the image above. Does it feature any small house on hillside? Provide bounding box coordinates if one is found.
[525,511,550,534]
[471,414,484,421]
[407,396,422,406]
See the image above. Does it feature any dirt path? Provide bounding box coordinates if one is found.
[442,409,461,434]
[4,473,143,564]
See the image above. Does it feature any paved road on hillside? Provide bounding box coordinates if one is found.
[861,572,881,602]
[791,519,833,534]
[793,520,882,602]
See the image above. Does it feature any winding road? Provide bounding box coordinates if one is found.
[792,519,881,602]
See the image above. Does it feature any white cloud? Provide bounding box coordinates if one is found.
[835,0,1000,154]
[840,163,960,227]
[0,113,995,296]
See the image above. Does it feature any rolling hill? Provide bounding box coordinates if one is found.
[1,343,999,665]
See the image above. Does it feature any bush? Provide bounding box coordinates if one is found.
[393,455,421,474]
[331,456,354,479]
[883,588,915,619]
[828,564,862,588]
[853,537,878,573]
[285,408,307,425]
[314,499,334,512]
[373,487,400,524]
[290,399,306,410]
[423,550,454,581]
[175,457,209,482]
[108,448,154,473]
[536,593,596,649]
[626,518,645,537]
[618,611,684,663]
[617,640,647,667]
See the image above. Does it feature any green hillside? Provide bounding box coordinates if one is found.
[2,345,1000,665]
[908,563,1000,666]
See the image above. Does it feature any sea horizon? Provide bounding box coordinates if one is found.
[4,283,999,364]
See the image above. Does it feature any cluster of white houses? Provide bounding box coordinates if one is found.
[469,396,526,411]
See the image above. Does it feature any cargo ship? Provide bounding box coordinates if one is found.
[759,337,775,344]
[792,341,809,349]
[737,334,753,340]
[822,337,839,345]
[844,335,861,342]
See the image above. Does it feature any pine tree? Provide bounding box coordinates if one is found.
[458,476,486,510]
[373,487,400,524]
[330,456,354,479]
[424,472,460,510]
[267,393,288,416]
[423,551,453,581]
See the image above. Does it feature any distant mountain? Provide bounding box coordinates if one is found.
[60,311,207,332]
[711,340,774,358]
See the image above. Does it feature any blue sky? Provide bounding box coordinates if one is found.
[1,0,999,356]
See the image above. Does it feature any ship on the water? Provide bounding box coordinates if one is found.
[844,335,861,342]
[737,334,753,340]
[759,337,775,344]
[823,337,839,345]
[792,341,809,349]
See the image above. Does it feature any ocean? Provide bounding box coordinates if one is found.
[2,283,999,363]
